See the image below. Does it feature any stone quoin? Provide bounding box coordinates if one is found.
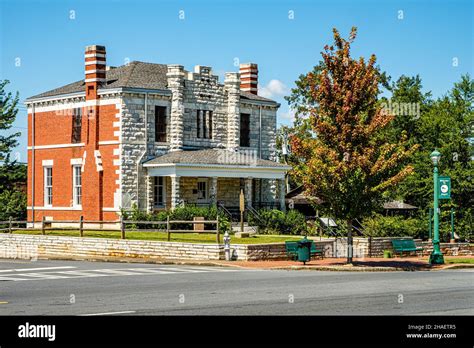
[25,45,290,226]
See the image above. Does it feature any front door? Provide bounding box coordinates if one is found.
[196,178,209,204]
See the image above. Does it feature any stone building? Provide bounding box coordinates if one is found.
[25,45,289,224]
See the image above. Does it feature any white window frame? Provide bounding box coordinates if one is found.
[43,166,53,207]
[72,165,82,207]
[197,178,209,202]
[153,176,166,208]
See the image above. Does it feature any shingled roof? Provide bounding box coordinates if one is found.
[383,200,417,210]
[27,61,277,104]
[143,149,289,168]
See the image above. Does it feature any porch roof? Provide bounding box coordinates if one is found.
[143,149,290,179]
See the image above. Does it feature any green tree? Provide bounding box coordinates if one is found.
[0,80,27,221]
[288,27,417,262]
[382,75,432,146]
[396,75,474,240]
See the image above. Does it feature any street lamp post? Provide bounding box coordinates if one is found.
[429,150,445,265]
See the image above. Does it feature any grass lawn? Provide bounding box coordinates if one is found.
[10,229,302,244]
[445,257,474,264]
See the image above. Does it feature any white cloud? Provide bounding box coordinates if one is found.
[258,79,288,99]
[278,110,296,124]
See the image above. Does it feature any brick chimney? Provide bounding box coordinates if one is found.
[85,45,106,100]
[239,63,258,95]
[82,45,105,222]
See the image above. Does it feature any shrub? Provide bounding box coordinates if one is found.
[120,204,230,234]
[362,214,425,239]
[249,209,308,235]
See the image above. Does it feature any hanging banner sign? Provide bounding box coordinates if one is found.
[438,176,451,199]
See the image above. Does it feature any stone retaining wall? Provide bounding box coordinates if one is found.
[0,234,471,262]
[0,234,223,261]
[231,240,333,261]
[0,234,335,262]
[337,237,472,257]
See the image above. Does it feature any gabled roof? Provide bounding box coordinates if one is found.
[285,185,324,205]
[383,200,418,210]
[27,62,168,100]
[143,149,289,169]
[26,61,277,104]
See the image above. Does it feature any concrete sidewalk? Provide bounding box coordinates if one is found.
[28,254,474,272]
[209,255,474,272]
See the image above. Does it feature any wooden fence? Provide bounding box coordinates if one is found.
[0,216,221,243]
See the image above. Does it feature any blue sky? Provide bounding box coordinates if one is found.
[1,0,472,162]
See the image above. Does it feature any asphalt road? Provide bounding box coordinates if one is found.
[0,259,472,315]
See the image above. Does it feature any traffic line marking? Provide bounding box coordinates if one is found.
[182,266,237,272]
[153,267,208,273]
[15,273,70,279]
[122,268,177,274]
[80,311,136,316]
[0,301,8,304]
[0,266,244,282]
[55,270,110,277]
[92,269,145,276]
[0,266,76,273]
[0,276,27,281]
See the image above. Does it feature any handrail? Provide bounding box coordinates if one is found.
[217,202,234,222]
[247,205,263,225]
[354,218,366,230]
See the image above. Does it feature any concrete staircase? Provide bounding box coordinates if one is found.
[231,222,258,238]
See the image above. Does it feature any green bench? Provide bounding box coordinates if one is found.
[285,241,324,260]
[391,239,423,257]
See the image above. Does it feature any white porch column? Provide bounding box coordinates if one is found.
[245,177,253,208]
[146,176,154,213]
[171,175,181,210]
[210,177,218,205]
[278,178,286,212]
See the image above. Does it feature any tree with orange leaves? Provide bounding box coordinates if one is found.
[287,27,418,263]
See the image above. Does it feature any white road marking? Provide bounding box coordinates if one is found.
[0,266,243,282]
[92,269,145,276]
[55,270,110,277]
[123,268,178,274]
[0,266,76,273]
[0,276,29,281]
[152,267,208,273]
[79,311,136,316]
[15,273,70,279]
[182,266,237,272]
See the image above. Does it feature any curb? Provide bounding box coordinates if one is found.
[267,266,404,272]
[441,264,474,270]
[8,256,473,272]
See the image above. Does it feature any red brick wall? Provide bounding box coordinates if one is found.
[27,102,120,223]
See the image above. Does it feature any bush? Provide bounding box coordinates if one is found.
[439,208,472,242]
[362,214,425,239]
[249,209,308,235]
[121,204,230,234]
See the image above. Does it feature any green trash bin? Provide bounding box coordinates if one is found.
[297,236,312,264]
